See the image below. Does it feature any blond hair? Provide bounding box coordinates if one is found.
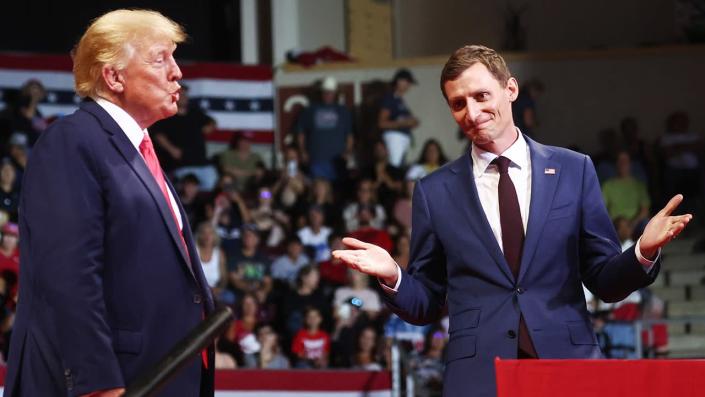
[440,45,512,101]
[72,9,186,98]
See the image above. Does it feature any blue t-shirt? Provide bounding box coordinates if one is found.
[380,92,413,136]
[297,103,352,162]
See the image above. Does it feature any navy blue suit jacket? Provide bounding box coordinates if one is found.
[383,136,659,397]
[4,100,215,396]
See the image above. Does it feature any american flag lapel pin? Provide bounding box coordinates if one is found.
[544,168,556,175]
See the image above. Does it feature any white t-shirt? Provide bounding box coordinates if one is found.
[298,226,332,262]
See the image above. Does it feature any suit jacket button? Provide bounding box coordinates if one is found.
[516,287,525,294]
[64,368,71,376]
[193,294,203,304]
[507,330,517,339]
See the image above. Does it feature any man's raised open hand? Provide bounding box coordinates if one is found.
[332,237,399,286]
[639,194,693,259]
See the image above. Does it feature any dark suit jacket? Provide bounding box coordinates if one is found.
[4,100,215,397]
[383,136,659,397]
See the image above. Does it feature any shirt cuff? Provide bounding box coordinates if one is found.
[635,237,659,273]
[379,264,403,294]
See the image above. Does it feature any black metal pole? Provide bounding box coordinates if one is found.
[124,306,234,397]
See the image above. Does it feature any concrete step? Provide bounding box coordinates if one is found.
[668,334,705,354]
[662,253,705,270]
[662,238,697,256]
[669,301,705,317]
[667,322,705,335]
[668,350,705,358]
[668,269,705,286]
[650,286,687,302]
[690,286,705,300]
[651,274,666,288]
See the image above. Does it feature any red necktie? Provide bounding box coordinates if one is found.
[493,156,538,358]
[139,132,208,369]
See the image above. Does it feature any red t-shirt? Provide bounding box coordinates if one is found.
[319,259,349,285]
[349,227,393,253]
[291,329,330,360]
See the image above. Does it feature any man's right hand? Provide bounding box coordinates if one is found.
[332,237,398,286]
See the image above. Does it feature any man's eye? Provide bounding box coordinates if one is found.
[451,100,465,111]
[476,92,489,101]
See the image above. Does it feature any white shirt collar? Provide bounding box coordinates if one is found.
[94,97,147,150]
[471,128,529,178]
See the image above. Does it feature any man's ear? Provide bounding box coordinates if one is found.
[506,77,519,102]
[101,65,125,94]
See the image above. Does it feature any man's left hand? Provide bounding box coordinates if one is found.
[639,194,693,259]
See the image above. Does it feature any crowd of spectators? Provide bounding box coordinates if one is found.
[0,74,701,396]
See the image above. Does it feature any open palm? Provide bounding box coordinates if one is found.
[332,237,398,284]
[640,194,693,258]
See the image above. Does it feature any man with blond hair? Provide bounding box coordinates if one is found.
[334,45,692,396]
[4,10,215,397]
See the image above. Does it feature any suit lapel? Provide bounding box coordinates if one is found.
[446,154,515,283]
[81,101,195,280]
[519,137,561,283]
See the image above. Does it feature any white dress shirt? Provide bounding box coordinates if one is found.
[383,130,657,292]
[95,97,183,231]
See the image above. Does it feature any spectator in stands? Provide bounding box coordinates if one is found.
[195,222,229,302]
[334,270,382,319]
[411,326,447,396]
[511,78,543,138]
[0,273,13,362]
[405,138,449,181]
[227,293,268,367]
[291,306,330,368]
[342,178,387,232]
[383,232,428,353]
[392,233,411,270]
[639,289,668,357]
[179,173,207,230]
[593,128,621,184]
[658,111,702,215]
[279,265,330,342]
[219,131,264,192]
[392,180,414,235]
[228,224,272,303]
[6,133,28,189]
[256,324,290,369]
[330,296,373,368]
[619,117,650,183]
[614,216,636,252]
[214,336,237,369]
[602,150,651,234]
[353,326,384,370]
[319,234,350,289]
[295,76,354,182]
[0,160,19,222]
[250,185,289,250]
[1,79,48,148]
[212,182,251,260]
[298,205,332,263]
[152,84,218,190]
[308,178,341,231]
[362,140,404,211]
[273,145,309,222]
[0,222,19,301]
[379,68,419,167]
[348,204,394,254]
[270,235,310,287]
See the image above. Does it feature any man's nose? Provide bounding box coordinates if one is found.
[465,101,481,123]
[169,57,183,81]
